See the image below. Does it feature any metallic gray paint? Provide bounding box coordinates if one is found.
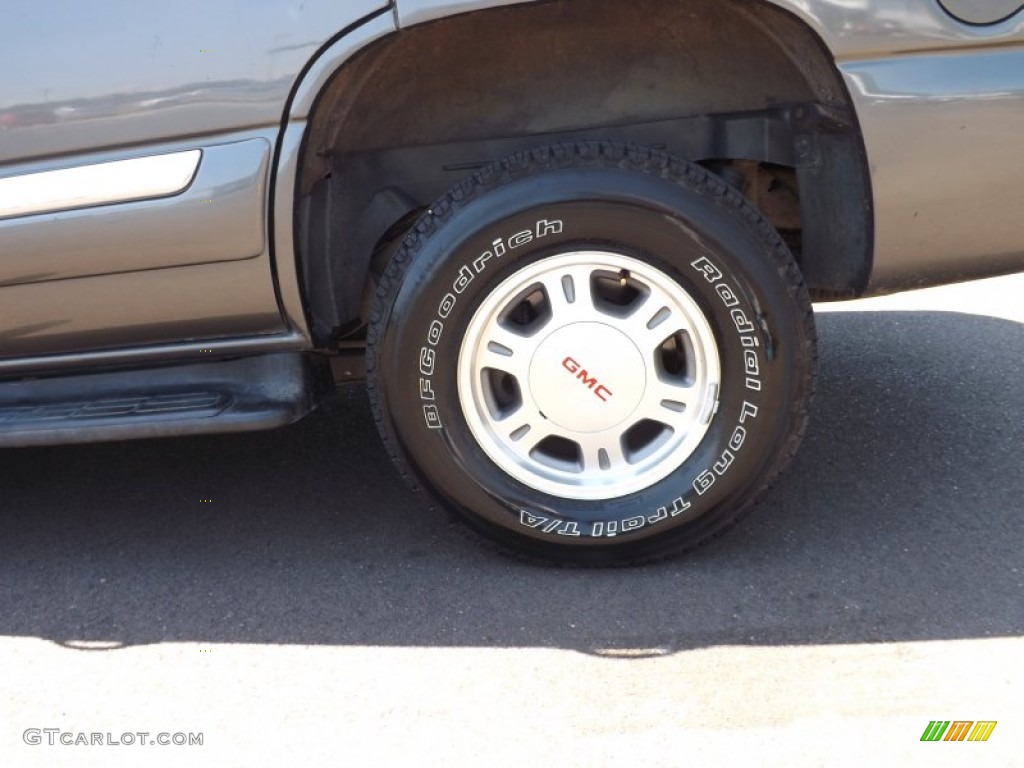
[0,258,285,359]
[754,0,1024,59]
[396,0,534,27]
[0,138,269,286]
[396,0,1024,58]
[1,0,1023,371]
[274,14,398,341]
[757,0,1024,288]
[273,124,316,340]
[939,1,1024,26]
[0,4,395,370]
[844,47,1024,290]
[287,13,397,118]
[0,0,389,166]
[379,0,1024,293]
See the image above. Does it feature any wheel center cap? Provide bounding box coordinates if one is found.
[528,322,646,434]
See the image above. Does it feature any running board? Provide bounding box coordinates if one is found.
[0,353,331,448]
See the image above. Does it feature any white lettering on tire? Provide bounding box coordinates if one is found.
[417,220,564,432]
[569,252,767,539]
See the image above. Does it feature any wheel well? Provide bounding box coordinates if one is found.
[296,0,872,344]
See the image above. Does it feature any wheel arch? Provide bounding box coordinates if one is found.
[291,0,873,345]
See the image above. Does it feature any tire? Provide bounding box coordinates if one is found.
[367,142,816,565]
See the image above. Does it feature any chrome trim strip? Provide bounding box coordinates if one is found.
[0,149,201,220]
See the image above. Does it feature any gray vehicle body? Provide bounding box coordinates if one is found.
[1,0,1023,381]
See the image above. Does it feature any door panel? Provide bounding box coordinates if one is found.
[0,2,391,361]
[0,129,289,358]
[0,137,269,286]
[0,0,390,165]
[0,258,284,359]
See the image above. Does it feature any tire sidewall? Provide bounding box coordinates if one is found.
[377,165,806,556]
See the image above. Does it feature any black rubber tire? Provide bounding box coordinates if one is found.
[367,142,816,565]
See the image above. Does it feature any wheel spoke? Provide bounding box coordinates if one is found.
[479,325,539,380]
[495,404,553,457]
[578,433,628,473]
[619,303,687,353]
[633,380,702,428]
[539,266,596,323]
[457,250,721,500]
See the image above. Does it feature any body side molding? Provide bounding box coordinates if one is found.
[0,149,200,220]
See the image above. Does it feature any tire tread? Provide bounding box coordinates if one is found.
[366,142,817,566]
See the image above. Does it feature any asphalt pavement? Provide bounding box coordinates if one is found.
[1,274,1021,767]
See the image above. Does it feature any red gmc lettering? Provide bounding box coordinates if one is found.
[562,357,613,402]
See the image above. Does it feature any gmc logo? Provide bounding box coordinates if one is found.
[562,357,613,402]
